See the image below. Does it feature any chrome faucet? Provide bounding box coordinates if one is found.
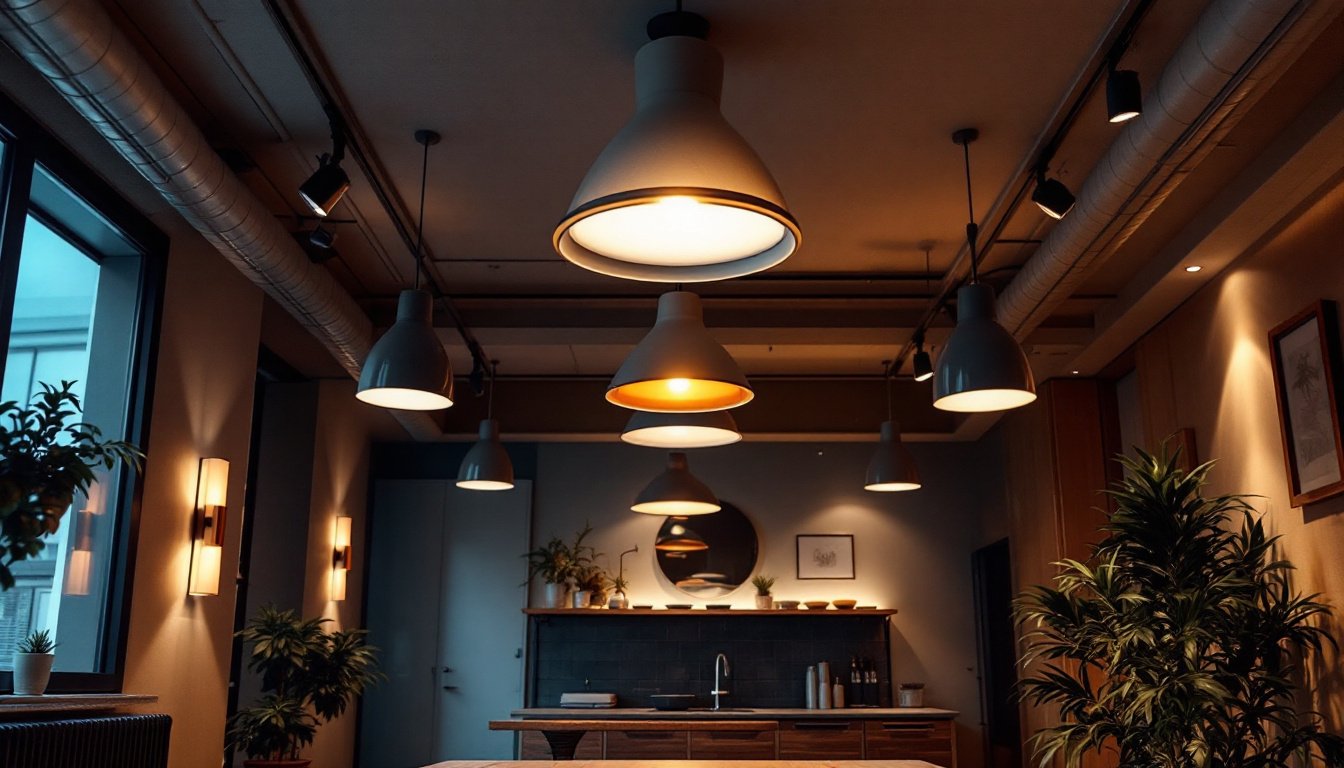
[712,653,730,711]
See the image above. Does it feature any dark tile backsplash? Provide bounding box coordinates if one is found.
[528,614,891,709]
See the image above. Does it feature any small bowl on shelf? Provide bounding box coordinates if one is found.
[664,604,693,610]
[804,600,831,610]
[775,600,801,610]
[832,599,858,610]
[706,604,732,610]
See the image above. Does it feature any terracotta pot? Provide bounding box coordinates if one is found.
[754,594,773,610]
[242,760,311,768]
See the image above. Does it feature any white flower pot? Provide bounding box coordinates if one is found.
[571,589,592,609]
[754,595,773,610]
[541,582,568,609]
[13,653,55,695]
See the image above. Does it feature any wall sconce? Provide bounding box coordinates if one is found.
[64,509,95,596]
[332,516,353,601]
[188,458,229,597]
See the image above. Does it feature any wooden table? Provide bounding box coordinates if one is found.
[425,762,940,768]
[489,720,779,760]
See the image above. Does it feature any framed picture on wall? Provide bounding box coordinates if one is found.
[796,534,855,579]
[1268,300,1344,506]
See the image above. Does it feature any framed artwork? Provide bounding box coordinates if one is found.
[1268,300,1344,506]
[796,534,855,580]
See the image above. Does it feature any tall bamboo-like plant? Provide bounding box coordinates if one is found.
[1017,448,1344,768]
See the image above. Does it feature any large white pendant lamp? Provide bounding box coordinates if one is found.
[457,361,515,491]
[621,410,742,448]
[865,373,921,492]
[631,452,721,516]
[932,130,1036,413]
[553,10,800,283]
[607,291,752,413]
[357,130,453,410]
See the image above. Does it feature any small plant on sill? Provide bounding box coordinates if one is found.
[750,574,776,596]
[17,629,57,655]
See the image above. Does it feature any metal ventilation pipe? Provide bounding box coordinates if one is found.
[0,0,441,440]
[995,0,1336,337]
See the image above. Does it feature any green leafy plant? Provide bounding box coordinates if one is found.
[226,605,379,762]
[1016,448,1344,768]
[751,574,776,596]
[0,381,142,590]
[524,523,597,586]
[17,628,57,654]
[574,564,610,596]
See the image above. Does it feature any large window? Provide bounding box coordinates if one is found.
[0,96,165,692]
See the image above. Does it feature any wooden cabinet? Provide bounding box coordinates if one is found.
[604,730,690,759]
[689,728,777,760]
[778,719,864,759]
[865,719,956,767]
[520,731,602,760]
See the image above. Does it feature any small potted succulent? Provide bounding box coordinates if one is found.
[751,574,776,610]
[524,524,596,609]
[574,565,611,608]
[13,629,57,695]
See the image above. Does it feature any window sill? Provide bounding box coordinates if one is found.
[0,693,157,717]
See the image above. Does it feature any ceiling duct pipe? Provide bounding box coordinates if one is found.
[0,0,442,440]
[994,0,1339,337]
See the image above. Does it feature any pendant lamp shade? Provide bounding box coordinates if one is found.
[622,410,742,448]
[356,289,453,410]
[864,421,922,492]
[608,291,752,412]
[655,522,710,552]
[632,452,721,516]
[932,284,1036,413]
[457,419,514,491]
[554,26,799,283]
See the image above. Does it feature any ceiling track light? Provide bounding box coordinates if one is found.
[932,129,1037,414]
[622,409,743,449]
[1031,166,1075,220]
[457,360,516,491]
[553,9,799,283]
[607,290,753,413]
[866,369,921,492]
[632,451,721,516]
[356,130,453,411]
[299,109,351,217]
[1106,66,1142,123]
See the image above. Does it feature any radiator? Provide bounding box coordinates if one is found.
[0,714,172,768]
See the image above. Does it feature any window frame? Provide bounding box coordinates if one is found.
[0,90,167,694]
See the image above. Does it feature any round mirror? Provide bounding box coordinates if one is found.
[655,501,759,598]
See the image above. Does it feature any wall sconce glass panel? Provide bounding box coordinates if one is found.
[332,515,353,601]
[188,457,229,596]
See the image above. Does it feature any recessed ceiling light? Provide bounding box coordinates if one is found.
[1072,370,1080,375]
[1185,265,1203,273]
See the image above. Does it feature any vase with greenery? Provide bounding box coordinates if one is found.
[1016,448,1344,768]
[12,628,57,695]
[751,574,776,610]
[226,605,379,767]
[0,381,142,590]
[524,523,596,609]
[575,564,611,608]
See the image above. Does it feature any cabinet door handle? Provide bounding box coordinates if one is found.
[707,731,767,739]
[879,722,936,734]
[794,721,851,731]
[626,732,677,740]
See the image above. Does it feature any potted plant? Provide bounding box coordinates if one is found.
[524,523,596,609]
[750,574,776,610]
[608,574,630,610]
[1017,448,1344,768]
[1,381,142,590]
[574,564,611,608]
[226,605,379,767]
[12,629,57,695]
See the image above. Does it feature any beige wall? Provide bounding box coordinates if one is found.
[1129,178,1344,729]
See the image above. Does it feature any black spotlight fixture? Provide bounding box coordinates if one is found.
[309,223,337,249]
[299,112,351,217]
[1106,66,1142,123]
[912,339,934,382]
[1031,167,1075,220]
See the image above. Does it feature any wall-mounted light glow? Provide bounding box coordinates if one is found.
[188,458,228,597]
[332,515,353,602]
[1185,265,1203,273]
[64,509,95,596]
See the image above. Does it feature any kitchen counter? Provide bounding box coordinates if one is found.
[511,708,958,720]
[426,762,940,768]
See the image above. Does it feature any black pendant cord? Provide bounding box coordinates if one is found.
[959,137,980,285]
[884,363,893,422]
[487,360,498,420]
[414,137,430,292]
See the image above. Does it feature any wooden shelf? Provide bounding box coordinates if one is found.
[524,608,897,616]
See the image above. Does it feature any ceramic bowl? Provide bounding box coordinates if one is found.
[832,599,858,610]
[804,600,831,610]
[775,600,801,610]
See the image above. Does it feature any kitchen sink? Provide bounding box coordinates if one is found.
[687,707,755,712]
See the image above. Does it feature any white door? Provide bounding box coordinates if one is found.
[360,480,531,768]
